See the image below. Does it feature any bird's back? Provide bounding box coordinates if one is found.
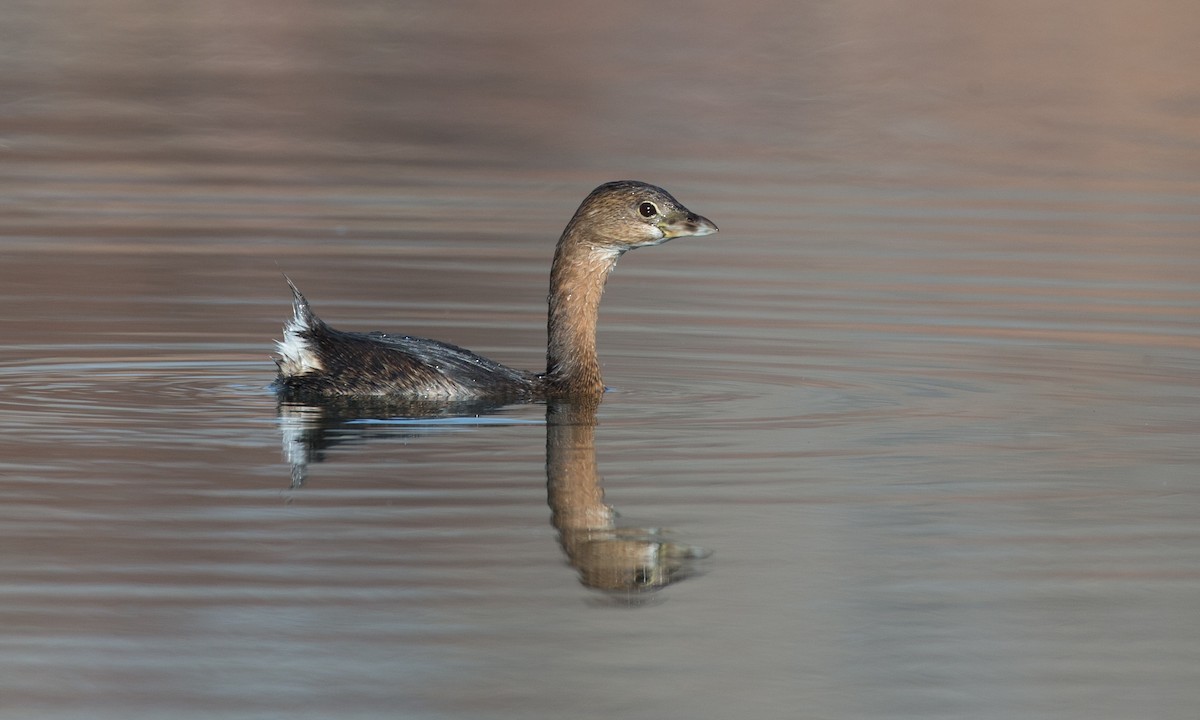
[274,283,539,400]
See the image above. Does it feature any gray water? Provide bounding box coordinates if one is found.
[2,2,1198,719]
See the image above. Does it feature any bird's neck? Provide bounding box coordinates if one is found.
[545,231,622,396]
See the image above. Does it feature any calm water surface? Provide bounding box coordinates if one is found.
[2,2,1198,719]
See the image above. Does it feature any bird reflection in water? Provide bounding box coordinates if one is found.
[544,396,709,596]
[277,396,710,598]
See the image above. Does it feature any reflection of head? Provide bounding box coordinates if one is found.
[563,529,711,594]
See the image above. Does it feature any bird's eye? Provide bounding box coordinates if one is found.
[638,202,658,218]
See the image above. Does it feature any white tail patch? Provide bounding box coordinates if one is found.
[275,279,325,377]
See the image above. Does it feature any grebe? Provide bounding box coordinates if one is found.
[274,181,717,399]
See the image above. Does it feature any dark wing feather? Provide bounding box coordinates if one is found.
[280,323,539,399]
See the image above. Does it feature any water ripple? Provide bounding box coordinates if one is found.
[0,345,274,444]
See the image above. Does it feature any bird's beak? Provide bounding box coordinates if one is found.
[659,211,719,239]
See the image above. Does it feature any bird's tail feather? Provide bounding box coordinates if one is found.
[275,276,325,376]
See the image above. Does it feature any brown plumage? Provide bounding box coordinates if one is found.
[274,181,717,400]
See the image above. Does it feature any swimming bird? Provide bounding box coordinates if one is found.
[275,181,717,399]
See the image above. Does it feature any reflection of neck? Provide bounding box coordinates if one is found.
[545,231,622,396]
[545,397,611,535]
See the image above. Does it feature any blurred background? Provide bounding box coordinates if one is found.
[1,1,1198,719]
